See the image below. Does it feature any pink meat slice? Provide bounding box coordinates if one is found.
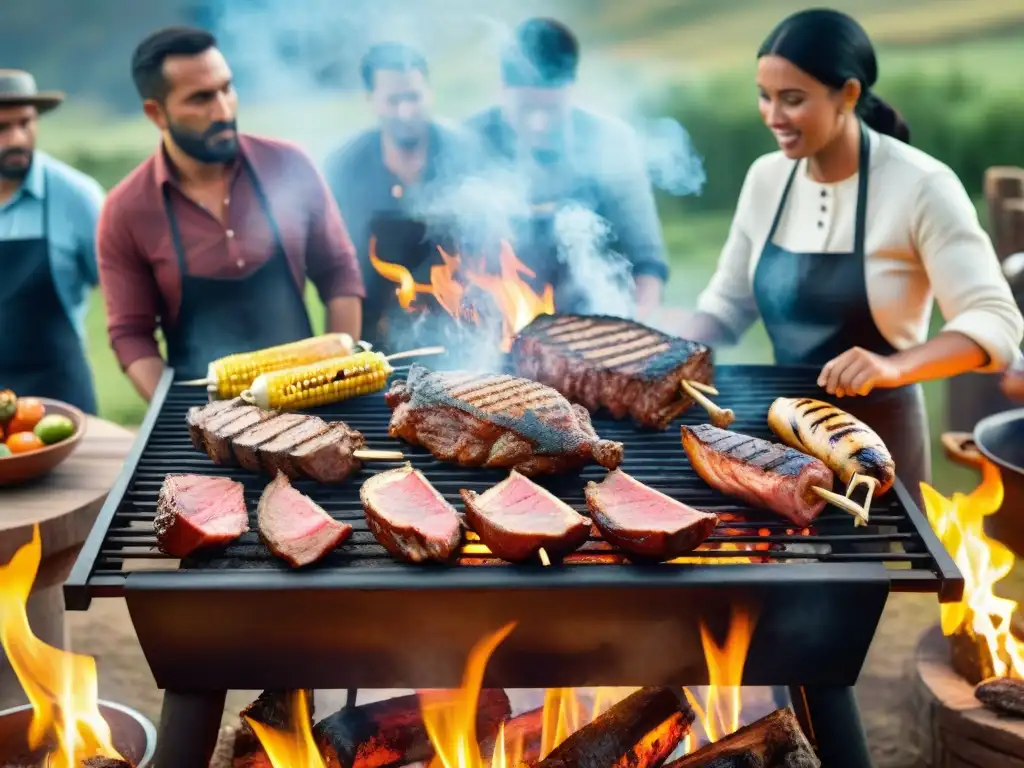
[154,474,249,557]
[460,471,591,562]
[360,464,463,563]
[584,469,719,561]
[257,472,353,568]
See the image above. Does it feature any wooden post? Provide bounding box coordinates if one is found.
[946,167,1024,432]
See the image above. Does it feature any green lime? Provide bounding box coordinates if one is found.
[0,444,11,458]
[33,414,75,445]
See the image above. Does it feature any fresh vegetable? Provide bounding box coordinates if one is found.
[6,398,45,434]
[34,414,75,445]
[0,389,16,423]
[0,444,11,458]
[6,432,44,454]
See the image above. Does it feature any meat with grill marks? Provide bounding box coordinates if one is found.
[186,397,243,450]
[681,424,834,527]
[511,314,713,430]
[385,365,624,476]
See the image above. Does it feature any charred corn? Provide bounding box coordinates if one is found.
[243,351,393,410]
[206,334,354,399]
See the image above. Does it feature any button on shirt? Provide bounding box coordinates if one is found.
[696,128,1024,371]
[0,150,104,341]
[97,134,365,370]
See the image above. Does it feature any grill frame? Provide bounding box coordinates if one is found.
[66,363,961,689]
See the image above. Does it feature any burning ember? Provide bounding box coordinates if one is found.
[0,526,126,767]
[369,237,555,351]
[922,462,1024,679]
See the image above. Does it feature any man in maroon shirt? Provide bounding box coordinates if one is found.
[97,27,365,399]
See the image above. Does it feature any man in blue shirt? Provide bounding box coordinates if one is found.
[0,71,104,413]
[323,43,482,347]
[465,18,669,318]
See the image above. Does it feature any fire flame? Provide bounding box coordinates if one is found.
[369,237,554,351]
[922,462,1024,677]
[246,690,325,768]
[0,525,125,767]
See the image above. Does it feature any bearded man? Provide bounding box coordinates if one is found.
[97,27,365,399]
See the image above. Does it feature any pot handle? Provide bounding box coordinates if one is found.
[941,431,986,469]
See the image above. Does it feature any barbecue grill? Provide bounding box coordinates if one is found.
[65,364,961,768]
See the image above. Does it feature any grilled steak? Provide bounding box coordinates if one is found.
[681,424,834,527]
[258,417,330,477]
[460,470,592,562]
[360,464,462,563]
[257,472,352,567]
[385,365,624,476]
[154,474,249,557]
[511,314,713,430]
[203,406,272,464]
[186,397,243,450]
[288,422,367,483]
[232,413,307,472]
[584,469,718,561]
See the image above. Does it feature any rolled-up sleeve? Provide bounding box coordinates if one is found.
[96,197,163,369]
[695,164,761,342]
[303,156,366,301]
[913,168,1024,372]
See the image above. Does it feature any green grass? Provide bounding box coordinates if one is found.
[82,208,975,495]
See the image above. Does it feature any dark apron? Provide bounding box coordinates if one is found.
[0,171,97,413]
[162,159,313,380]
[752,123,930,506]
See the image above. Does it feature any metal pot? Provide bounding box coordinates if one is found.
[0,700,156,767]
[943,408,1024,556]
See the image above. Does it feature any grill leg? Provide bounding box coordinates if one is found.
[788,685,871,768]
[154,689,226,768]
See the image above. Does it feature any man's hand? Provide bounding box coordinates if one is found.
[818,347,903,398]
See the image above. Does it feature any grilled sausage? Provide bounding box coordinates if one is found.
[767,397,895,495]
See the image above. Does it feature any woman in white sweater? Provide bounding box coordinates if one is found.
[687,9,1023,497]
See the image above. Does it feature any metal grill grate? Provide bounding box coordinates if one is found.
[66,363,961,609]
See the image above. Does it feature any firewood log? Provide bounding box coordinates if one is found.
[664,708,818,768]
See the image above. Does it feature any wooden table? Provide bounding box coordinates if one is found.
[0,416,135,708]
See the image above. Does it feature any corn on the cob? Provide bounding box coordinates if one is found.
[206,334,355,399]
[243,351,393,411]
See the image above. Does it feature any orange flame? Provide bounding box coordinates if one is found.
[922,463,1024,676]
[0,525,125,767]
[246,690,326,768]
[370,238,554,351]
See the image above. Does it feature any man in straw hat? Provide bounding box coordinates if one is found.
[0,70,105,414]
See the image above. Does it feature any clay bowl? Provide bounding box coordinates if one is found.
[0,399,86,487]
[0,699,156,766]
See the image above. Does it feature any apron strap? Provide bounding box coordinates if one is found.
[162,184,191,276]
[242,157,288,256]
[853,120,871,257]
[765,161,800,243]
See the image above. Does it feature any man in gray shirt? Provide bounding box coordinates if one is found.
[323,43,480,347]
[464,18,669,318]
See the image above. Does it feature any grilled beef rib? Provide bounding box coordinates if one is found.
[257,472,353,567]
[681,424,833,527]
[511,314,713,430]
[584,469,718,561]
[154,474,249,557]
[360,464,463,563]
[385,365,624,476]
[460,470,592,562]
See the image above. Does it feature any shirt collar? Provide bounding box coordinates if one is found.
[21,152,45,198]
[154,135,249,188]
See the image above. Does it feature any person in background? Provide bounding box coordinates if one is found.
[323,42,480,347]
[0,70,104,413]
[464,18,668,317]
[683,9,1023,499]
[98,27,364,399]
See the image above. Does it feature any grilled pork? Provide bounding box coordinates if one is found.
[360,464,462,563]
[186,397,243,450]
[154,474,249,557]
[386,365,624,476]
[288,422,367,483]
[584,469,718,561]
[768,397,895,495]
[460,470,592,562]
[232,413,307,472]
[681,424,834,527]
[257,472,352,567]
[511,314,713,430]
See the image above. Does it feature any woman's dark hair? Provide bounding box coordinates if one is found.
[758,9,910,144]
[500,18,579,88]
